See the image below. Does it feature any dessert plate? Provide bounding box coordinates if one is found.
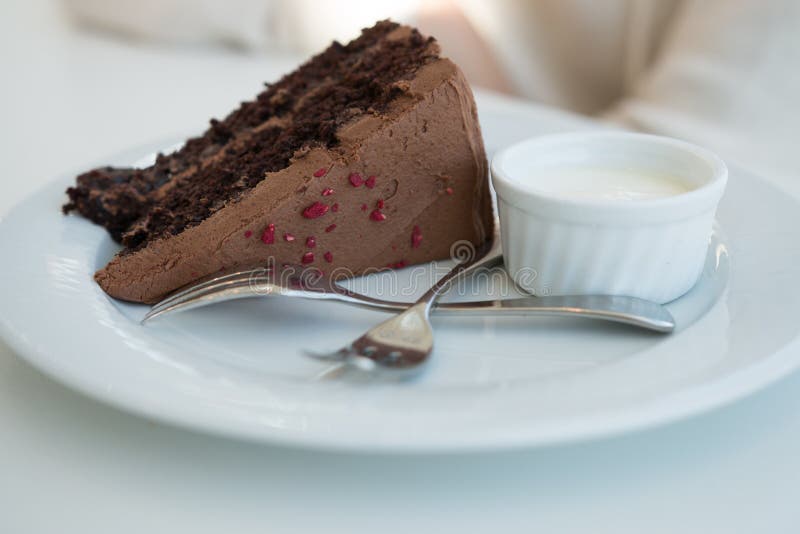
[2,125,800,454]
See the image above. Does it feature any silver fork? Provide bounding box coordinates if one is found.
[141,255,676,333]
[305,239,501,377]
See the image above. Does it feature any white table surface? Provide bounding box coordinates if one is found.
[3,2,800,532]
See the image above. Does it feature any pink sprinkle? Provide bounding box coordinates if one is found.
[244,230,253,238]
[386,260,406,269]
[301,252,314,264]
[302,202,329,219]
[331,203,339,212]
[325,224,337,233]
[323,251,333,263]
[321,187,334,196]
[348,173,364,187]
[313,167,328,178]
[261,223,275,244]
[411,225,423,249]
[369,209,386,222]
[284,233,295,242]
[306,236,316,248]
[365,175,377,189]
[360,203,368,211]
[376,199,385,209]
[445,187,454,195]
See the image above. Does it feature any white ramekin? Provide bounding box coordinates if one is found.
[491,131,728,304]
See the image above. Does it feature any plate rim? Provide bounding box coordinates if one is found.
[3,307,799,453]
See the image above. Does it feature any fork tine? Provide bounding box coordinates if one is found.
[303,350,379,372]
[151,271,259,311]
[303,348,352,363]
[141,277,256,324]
[143,272,248,308]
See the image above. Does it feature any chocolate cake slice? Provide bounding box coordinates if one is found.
[64,21,493,304]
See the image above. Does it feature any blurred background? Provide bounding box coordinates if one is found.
[1,0,798,212]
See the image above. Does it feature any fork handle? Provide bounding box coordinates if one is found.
[417,241,501,312]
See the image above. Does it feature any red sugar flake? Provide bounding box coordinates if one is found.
[331,203,339,212]
[313,167,328,178]
[376,199,385,209]
[348,172,364,187]
[369,209,387,222]
[301,252,315,264]
[306,236,317,248]
[260,223,275,244]
[244,230,253,238]
[325,224,337,233]
[360,203,368,211]
[411,225,423,248]
[323,251,333,263]
[321,187,334,196]
[302,201,329,219]
[386,260,406,269]
[284,233,295,242]
[365,175,377,189]
[445,187,454,195]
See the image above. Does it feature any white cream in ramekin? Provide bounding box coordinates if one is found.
[491,132,728,304]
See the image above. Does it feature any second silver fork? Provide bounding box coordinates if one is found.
[307,239,499,378]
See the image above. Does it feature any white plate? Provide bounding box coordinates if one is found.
[2,116,800,453]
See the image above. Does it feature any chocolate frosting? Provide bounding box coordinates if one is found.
[89,27,493,303]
